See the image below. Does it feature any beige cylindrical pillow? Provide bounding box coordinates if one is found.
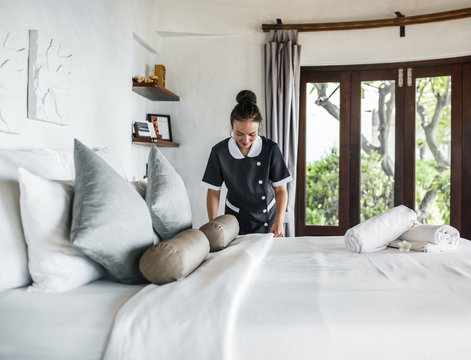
[131,180,147,199]
[199,214,239,252]
[139,229,209,285]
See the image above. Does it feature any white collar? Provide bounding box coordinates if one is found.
[228,136,262,159]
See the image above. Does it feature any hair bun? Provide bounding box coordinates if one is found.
[236,90,257,105]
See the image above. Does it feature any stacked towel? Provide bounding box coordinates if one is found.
[388,239,457,253]
[345,205,417,253]
[389,224,461,252]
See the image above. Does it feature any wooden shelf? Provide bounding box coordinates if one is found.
[132,136,180,147]
[132,82,180,101]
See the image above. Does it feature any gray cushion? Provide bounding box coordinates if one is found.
[146,145,192,240]
[139,229,209,285]
[199,214,239,252]
[70,139,157,284]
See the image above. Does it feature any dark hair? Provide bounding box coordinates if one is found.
[230,90,262,126]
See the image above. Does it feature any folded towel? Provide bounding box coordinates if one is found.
[345,205,417,253]
[388,239,460,253]
[399,224,460,247]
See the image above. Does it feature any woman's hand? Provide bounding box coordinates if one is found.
[270,220,284,238]
[270,184,287,237]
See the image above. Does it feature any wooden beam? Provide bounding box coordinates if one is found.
[262,7,471,32]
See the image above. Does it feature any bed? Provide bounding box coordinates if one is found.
[1,147,471,360]
[1,234,471,359]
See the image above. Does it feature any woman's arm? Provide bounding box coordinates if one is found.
[206,189,221,221]
[270,184,288,237]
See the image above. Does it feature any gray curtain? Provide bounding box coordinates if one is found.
[265,30,301,237]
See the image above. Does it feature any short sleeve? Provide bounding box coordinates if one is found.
[201,149,223,191]
[269,145,292,187]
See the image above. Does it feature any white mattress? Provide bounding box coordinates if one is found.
[0,279,145,360]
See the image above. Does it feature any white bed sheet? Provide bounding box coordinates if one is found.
[0,280,145,360]
[104,234,471,360]
[234,236,471,360]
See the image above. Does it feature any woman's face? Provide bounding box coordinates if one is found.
[232,120,259,151]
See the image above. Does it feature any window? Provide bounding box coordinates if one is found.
[296,57,471,238]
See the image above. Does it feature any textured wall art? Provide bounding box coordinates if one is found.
[0,29,27,134]
[27,30,72,125]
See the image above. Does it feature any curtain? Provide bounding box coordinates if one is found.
[265,30,301,237]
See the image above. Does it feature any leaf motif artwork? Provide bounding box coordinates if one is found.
[0,29,27,134]
[27,30,72,125]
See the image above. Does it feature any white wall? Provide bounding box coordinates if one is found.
[0,0,163,179]
[155,0,471,228]
[1,0,471,229]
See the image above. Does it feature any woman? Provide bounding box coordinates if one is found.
[201,90,292,237]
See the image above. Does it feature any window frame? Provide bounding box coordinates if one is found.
[296,56,471,238]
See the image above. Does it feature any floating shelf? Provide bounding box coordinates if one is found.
[132,82,180,101]
[132,136,179,147]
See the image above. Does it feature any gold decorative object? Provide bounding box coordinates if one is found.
[154,65,166,87]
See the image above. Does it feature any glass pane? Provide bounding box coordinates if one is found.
[305,82,340,226]
[415,76,451,224]
[360,81,395,222]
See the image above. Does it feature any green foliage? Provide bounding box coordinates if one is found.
[305,148,394,225]
[306,76,451,226]
[416,77,451,145]
[305,148,339,226]
[416,159,450,224]
[359,151,394,222]
[415,76,451,224]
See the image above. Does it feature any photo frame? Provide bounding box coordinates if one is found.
[147,114,173,142]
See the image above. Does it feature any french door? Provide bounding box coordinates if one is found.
[296,57,470,237]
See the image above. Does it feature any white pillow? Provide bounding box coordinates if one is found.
[0,149,74,289]
[18,168,106,293]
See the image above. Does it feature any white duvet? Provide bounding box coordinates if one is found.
[104,233,273,360]
[105,235,471,360]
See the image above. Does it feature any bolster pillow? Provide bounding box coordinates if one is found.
[199,214,239,252]
[139,229,209,285]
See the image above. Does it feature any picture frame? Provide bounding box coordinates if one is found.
[146,114,173,142]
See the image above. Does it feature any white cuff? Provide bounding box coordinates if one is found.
[201,181,222,191]
[272,176,292,188]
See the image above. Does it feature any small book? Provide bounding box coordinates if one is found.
[134,121,163,139]
[134,122,151,137]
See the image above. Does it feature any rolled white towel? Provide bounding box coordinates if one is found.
[388,239,460,253]
[399,224,460,247]
[345,205,417,253]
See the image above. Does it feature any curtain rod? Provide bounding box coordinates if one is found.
[261,7,471,33]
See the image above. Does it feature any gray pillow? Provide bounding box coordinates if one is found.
[146,145,192,240]
[139,229,209,285]
[199,214,239,252]
[70,139,157,284]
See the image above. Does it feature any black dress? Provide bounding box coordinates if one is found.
[201,136,291,235]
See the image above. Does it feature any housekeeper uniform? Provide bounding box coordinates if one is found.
[202,136,292,235]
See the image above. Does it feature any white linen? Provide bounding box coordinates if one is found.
[234,237,471,360]
[104,235,471,360]
[0,147,125,290]
[399,224,460,246]
[18,169,105,292]
[0,280,145,360]
[388,239,461,252]
[103,233,273,360]
[367,240,471,289]
[0,148,74,289]
[345,205,417,253]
